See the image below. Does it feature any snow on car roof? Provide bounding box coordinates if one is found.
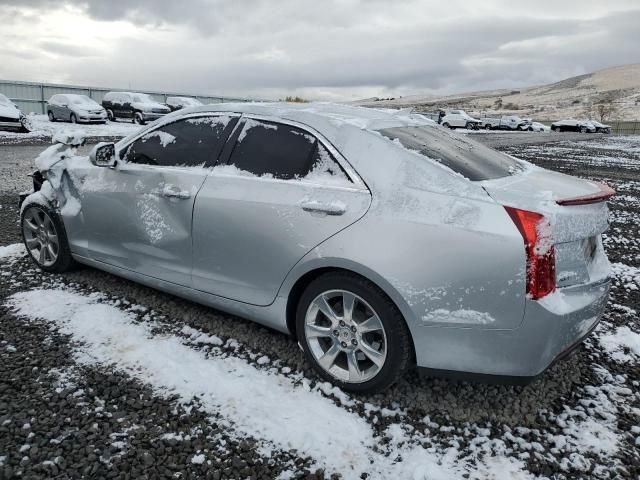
[172,102,435,135]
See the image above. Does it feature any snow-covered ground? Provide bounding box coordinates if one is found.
[0,135,639,478]
[0,114,141,142]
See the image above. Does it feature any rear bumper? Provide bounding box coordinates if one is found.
[412,278,610,379]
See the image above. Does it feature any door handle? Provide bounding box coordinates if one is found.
[300,200,346,216]
[162,185,191,199]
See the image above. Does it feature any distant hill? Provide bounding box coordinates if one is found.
[352,64,640,121]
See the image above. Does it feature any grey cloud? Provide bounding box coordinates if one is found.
[0,0,639,100]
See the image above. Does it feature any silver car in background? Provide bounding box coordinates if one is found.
[19,103,614,393]
[47,94,107,124]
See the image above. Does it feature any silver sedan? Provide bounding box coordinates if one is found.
[19,103,614,393]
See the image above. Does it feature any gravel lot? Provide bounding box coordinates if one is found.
[0,134,639,479]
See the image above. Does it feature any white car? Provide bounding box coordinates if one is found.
[528,122,547,132]
[0,93,30,132]
[440,110,481,130]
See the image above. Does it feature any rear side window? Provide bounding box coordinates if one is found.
[125,115,237,167]
[226,119,351,183]
[379,125,523,181]
[228,119,315,179]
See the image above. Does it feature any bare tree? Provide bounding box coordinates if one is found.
[595,102,618,122]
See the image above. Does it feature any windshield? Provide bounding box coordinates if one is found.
[70,95,97,106]
[379,125,524,181]
[133,94,154,103]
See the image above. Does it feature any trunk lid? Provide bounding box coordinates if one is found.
[480,165,613,288]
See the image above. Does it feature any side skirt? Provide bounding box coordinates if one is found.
[71,254,290,334]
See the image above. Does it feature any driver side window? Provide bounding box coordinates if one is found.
[124,116,238,168]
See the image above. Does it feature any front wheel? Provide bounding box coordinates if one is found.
[21,204,76,273]
[107,109,115,121]
[580,126,587,133]
[296,272,412,393]
[70,113,77,124]
[133,112,145,125]
[48,111,56,122]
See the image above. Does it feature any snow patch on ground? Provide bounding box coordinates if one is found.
[5,287,540,480]
[0,243,26,260]
[599,326,640,363]
[0,114,140,141]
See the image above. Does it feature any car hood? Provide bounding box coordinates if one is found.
[133,102,169,111]
[0,102,21,119]
[73,103,103,111]
[480,164,612,243]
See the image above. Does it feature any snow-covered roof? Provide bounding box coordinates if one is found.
[172,102,435,140]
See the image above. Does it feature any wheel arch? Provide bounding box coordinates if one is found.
[282,261,418,364]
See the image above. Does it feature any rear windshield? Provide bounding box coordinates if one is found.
[379,125,523,181]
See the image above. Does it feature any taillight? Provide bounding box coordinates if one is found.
[504,206,556,300]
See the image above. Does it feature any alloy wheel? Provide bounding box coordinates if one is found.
[304,289,387,383]
[22,207,59,267]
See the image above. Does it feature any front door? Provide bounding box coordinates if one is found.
[192,117,371,305]
[83,114,239,285]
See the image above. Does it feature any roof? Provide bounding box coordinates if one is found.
[173,102,435,143]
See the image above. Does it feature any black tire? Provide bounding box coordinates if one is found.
[580,126,587,133]
[442,122,451,129]
[48,111,56,122]
[485,124,492,130]
[107,109,115,121]
[295,272,412,394]
[528,127,533,132]
[70,113,77,124]
[133,112,145,125]
[21,203,76,273]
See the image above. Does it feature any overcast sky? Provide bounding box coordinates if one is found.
[0,0,639,101]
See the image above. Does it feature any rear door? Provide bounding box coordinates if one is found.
[192,116,371,305]
[83,114,239,285]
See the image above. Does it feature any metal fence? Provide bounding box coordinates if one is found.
[0,79,260,114]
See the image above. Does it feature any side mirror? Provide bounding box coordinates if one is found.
[90,142,117,167]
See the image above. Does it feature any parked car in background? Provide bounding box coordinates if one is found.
[47,94,107,124]
[166,96,203,111]
[550,119,596,133]
[102,92,170,125]
[0,93,31,132]
[20,103,614,393]
[440,110,481,129]
[481,115,531,131]
[589,120,611,134]
[528,122,547,132]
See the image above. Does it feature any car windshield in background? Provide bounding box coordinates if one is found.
[71,95,95,105]
[133,94,154,103]
[379,125,523,181]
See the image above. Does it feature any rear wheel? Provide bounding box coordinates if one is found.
[47,111,56,122]
[106,109,115,121]
[442,122,451,129]
[21,204,75,273]
[580,126,587,133]
[296,272,412,393]
[70,113,77,124]
[485,124,492,130]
